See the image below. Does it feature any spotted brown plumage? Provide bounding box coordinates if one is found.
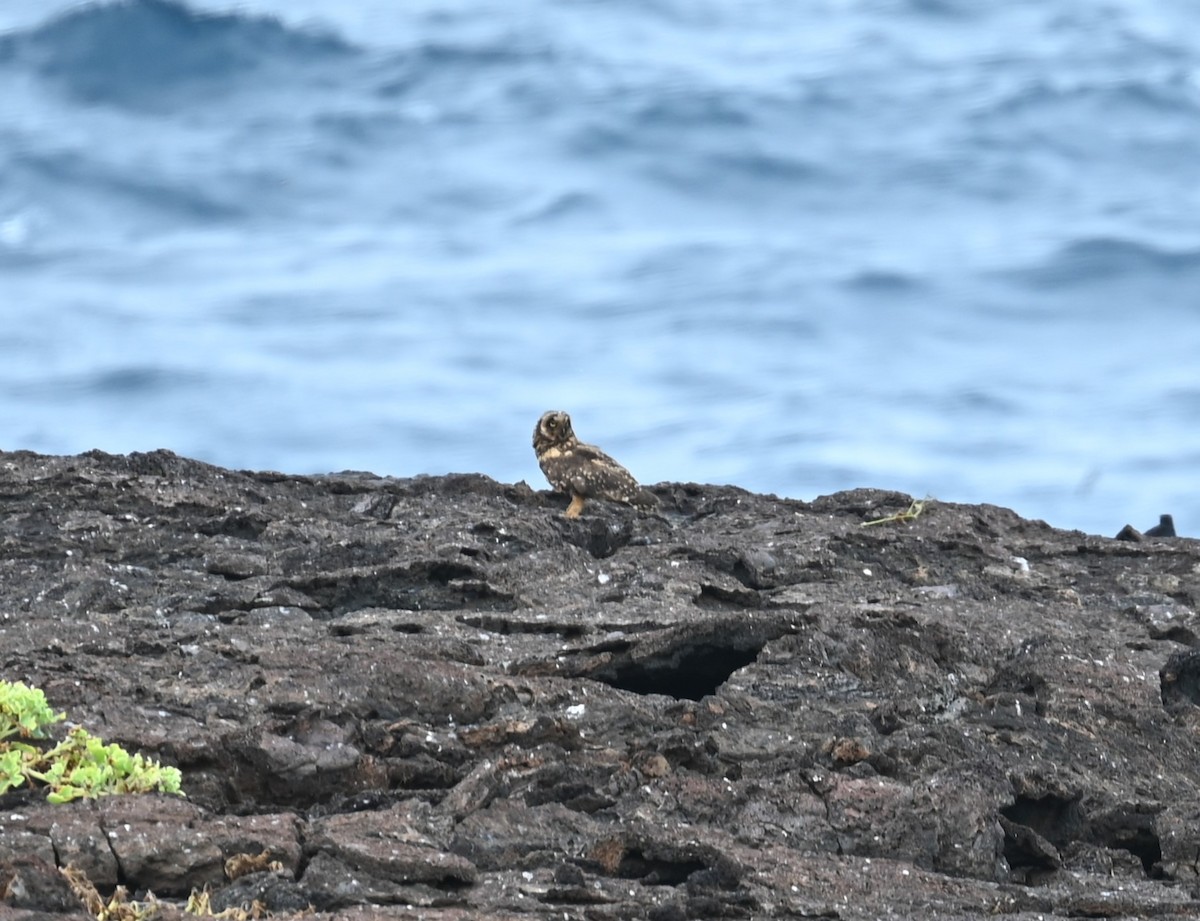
[532,410,658,518]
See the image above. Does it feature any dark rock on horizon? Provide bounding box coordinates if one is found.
[1146,514,1177,538]
[2,448,1200,919]
[1116,513,1178,541]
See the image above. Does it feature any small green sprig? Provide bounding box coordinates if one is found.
[0,680,65,742]
[861,497,930,527]
[0,680,183,802]
[30,727,184,803]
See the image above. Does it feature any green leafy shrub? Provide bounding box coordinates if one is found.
[0,680,62,741]
[0,680,183,803]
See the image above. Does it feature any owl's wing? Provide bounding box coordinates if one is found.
[567,443,641,501]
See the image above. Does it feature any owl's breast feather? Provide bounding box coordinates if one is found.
[537,446,575,492]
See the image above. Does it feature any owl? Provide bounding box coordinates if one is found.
[532,410,658,519]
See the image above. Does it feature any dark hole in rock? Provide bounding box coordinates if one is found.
[999,814,1061,882]
[459,613,586,638]
[1000,793,1084,849]
[1155,626,1198,645]
[1088,808,1164,876]
[301,563,515,617]
[1160,648,1200,712]
[526,781,615,813]
[1108,826,1163,877]
[427,562,478,584]
[869,703,903,735]
[0,787,41,812]
[590,641,763,701]
[696,583,760,609]
[328,617,423,637]
[198,512,268,540]
[730,558,760,589]
[616,850,707,886]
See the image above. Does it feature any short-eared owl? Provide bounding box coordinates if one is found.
[532,410,658,519]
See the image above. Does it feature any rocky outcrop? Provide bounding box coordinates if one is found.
[1,448,1199,919]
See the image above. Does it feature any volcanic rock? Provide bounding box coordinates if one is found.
[2,449,1199,919]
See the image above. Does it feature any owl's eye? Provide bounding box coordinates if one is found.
[546,418,557,430]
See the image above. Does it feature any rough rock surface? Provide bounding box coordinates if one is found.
[2,448,1200,920]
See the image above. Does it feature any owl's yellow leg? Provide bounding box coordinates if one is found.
[565,494,586,519]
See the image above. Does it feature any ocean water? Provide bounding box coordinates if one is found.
[3,0,1200,537]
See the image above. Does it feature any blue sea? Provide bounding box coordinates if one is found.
[3,0,1199,537]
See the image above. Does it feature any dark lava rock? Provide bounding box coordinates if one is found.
[1147,514,1177,538]
[2,448,1200,919]
[0,856,85,914]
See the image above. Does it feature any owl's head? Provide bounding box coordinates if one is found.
[533,410,575,451]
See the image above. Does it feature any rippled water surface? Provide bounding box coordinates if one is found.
[3,0,1200,535]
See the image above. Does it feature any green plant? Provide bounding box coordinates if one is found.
[861,497,930,526]
[0,680,183,803]
[0,680,64,741]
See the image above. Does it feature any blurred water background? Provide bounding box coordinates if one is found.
[2,0,1199,536]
